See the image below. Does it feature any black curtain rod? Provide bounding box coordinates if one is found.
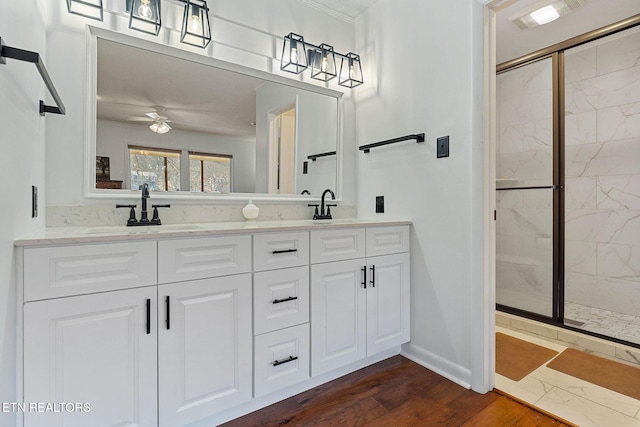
[0,37,66,116]
[359,133,425,153]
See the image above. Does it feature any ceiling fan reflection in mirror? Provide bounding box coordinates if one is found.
[128,106,173,134]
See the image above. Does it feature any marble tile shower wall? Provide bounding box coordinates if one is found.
[496,58,554,315]
[564,27,640,318]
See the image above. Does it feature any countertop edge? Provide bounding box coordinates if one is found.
[15,219,412,247]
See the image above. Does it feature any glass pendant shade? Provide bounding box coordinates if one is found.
[150,121,171,134]
[180,0,212,49]
[128,0,161,36]
[339,52,364,88]
[310,43,337,82]
[280,33,307,74]
[66,0,103,21]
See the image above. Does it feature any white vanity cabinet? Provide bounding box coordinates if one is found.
[310,225,410,376]
[17,221,409,426]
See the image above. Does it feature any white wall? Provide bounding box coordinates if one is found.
[97,120,256,193]
[45,0,357,207]
[355,0,487,390]
[0,1,49,424]
[255,82,338,195]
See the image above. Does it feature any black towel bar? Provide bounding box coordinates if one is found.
[0,37,66,116]
[359,133,425,153]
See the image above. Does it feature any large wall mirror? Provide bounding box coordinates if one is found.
[87,28,342,200]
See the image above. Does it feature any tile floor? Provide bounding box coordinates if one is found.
[565,301,640,345]
[495,326,640,426]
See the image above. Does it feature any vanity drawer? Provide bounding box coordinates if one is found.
[158,235,251,284]
[254,323,310,398]
[366,225,410,257]
[23,241,157,302]
[253,232,309,272]
[310,228,365,264]
[254,266,309,335]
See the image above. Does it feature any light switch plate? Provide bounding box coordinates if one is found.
[376,196,384,213]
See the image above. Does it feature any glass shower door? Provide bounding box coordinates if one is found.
[496,57,556,318]
[563,27,640,344]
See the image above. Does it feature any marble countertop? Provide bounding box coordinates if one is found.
[15,218,411,247]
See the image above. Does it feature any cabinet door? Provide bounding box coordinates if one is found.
[310,259,367,376]
[158,274,252,426]
[23,287,158,427]
[366,253,410,355]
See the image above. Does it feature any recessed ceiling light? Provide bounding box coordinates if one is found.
[509,0,585,30]
[530,5,560,25]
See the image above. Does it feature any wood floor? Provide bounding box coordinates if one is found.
[222,355,570,426]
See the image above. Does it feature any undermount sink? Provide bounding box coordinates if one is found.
[85,224,202,234]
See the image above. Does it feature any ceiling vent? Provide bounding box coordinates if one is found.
[509,0,586,30]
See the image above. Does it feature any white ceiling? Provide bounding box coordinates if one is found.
[496,0,640,63]
[97,39,263,138]
[300,0,379,18]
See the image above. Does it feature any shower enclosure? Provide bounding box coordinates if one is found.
[496,22,640,346]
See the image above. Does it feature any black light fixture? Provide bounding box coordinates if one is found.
[280,33,363,88]
[310,43,337,82]
[339,53,363,88]
[127,0,162,36]
[280,33,308,74]
[180,0,212,49]
[66,0,103,21]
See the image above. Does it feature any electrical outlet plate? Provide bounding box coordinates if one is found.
[437,136,449,158]
[376,196,384,213]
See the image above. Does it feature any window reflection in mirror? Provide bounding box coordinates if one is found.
[93,32,341,198]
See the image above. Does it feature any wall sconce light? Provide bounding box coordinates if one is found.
[339,53,363,88]
[180,0,212,49]
[280,33,308,74]
[280,33,363,88]
[126,0,162,36]
[310,43,337,82]
[66,0,103,21]
[67,0,212,49]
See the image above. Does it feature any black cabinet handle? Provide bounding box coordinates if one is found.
[166,296,170,330]
[370,265,376,288]
[273,296,298,304]
[273,356,298,366]
[361,266,367,289]
[146,298,151,335]
[272,248,298,254]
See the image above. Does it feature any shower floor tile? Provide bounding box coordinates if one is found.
[564,301,640,345]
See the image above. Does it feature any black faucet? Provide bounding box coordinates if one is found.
[116,183,170,226]
[140,183,150,223]
[309,189,336,220]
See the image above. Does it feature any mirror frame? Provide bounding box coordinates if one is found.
[84,26,344,202]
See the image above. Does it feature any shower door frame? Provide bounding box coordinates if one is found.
[495,15,640,347]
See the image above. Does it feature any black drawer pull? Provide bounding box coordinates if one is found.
[272,248,298,254]
[146,298,151,335]
[273,356,298,366]
[166,296,171,330]
[361,265,367,289]
[273,296,298,304]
